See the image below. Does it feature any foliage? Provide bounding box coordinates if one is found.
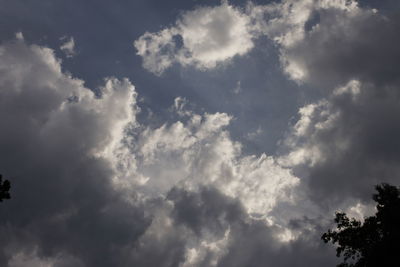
[322,183,400,267]
[0,174,11,202]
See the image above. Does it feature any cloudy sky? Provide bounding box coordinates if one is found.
[0,0,399,266]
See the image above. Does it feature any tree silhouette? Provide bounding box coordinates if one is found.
[322,183,400,267]
[0,174,11,202]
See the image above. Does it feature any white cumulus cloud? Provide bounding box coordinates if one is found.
[60,36,76,58]
[134,2,255,74]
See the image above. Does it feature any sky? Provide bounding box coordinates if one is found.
[0,0,399,266]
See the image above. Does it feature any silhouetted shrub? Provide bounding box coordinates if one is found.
[322,183,400,267]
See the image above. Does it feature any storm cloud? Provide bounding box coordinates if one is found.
[0,0,399,266]
[274,0,400,205]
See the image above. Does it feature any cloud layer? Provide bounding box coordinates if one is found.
[273,0,400,206]
[2,0,400,266]
[0,37,331,266]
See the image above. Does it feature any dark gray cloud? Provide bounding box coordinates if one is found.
[282,81,400,204]
[168,186,244,237]
[276,1,400,205]
[168,186,337,267]
[0,38,150,266]
[283,7,400,88]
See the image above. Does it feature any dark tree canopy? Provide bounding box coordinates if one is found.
[322,183,400,267]
[0,174,11,202]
